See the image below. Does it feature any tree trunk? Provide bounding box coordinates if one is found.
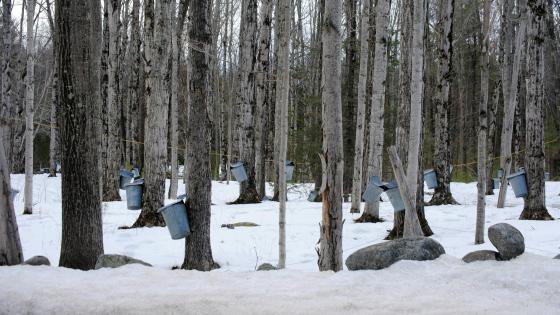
[132,0,171,227]
[429,0,458,206]
[276,0,291,270]
[497,0,527,208]
[349,0,370,214]
[128,0,142,169]
[476,0,492,244]
[23,0,36,215]
[343,0,357,201]
[358,0,391,223]
[57,0,104,270]
[520,0,553,221]
[183,0,218,271]
[486,79,500,195]
[1,0,13,173]
[254,0,273,200]
[318,0,343,272]
[103,0,122,202]
[232,0,260,204]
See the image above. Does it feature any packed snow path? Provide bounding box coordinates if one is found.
[2,174,560,313]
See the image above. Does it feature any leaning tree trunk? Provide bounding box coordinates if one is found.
[476,0,492,244]
[254,0,273,200]
[132,0,171,227]
[318,0,344,272]
[276,0,291,270]
[358,0,391,223]
[232,0,260,204]
[497,0,527,208]
[23,0,36,215]
[103,0,122,202]
[429,0,458,206]
[183,0,218,271]
[57,0,104,270]
[349,0,371,214]
[520,0,553,221]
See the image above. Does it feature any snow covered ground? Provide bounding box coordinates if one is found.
[2,174,560,314]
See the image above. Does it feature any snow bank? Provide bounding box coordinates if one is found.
[1,254,559,314]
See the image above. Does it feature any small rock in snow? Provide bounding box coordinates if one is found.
[462,250,500,263]
[23,256,51,266]
[257,263,277,271]
[488,223,525,260]
[345,237,445,270]
[95,254,152,270]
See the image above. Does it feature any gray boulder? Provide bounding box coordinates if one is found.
[488,223,525,260]
[23,255,51,266]
[554,254,560,260]
[257,263,278,271]
[345,237,445,270]
[462,250,500,263]
[95,254,152,270]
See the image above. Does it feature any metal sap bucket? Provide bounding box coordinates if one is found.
[506,170,528,198]
[545,172,550,181]
[119,170,135,189]
[362,176,385,203]
[497,168,504,179]
[285,160,295,181]
[230,161,248,182]
[124,178,144,210]
[308,190,319,202]
[385,180,405,212]
[424,169,437,189]
[158,200,190,240]
[10,189,19,203]
[493,178,500,189]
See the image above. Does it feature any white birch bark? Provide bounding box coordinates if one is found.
[476,0,492,244]
[23,0,36,215]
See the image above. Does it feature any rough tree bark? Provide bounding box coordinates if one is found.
[358,0,391,223]
[520,0,553,221]
[132,0,171,227]
[46,0,59,178]
[349,0,371,214]
[1,0,13,172]
[276,0,291,270]
[429,0,458,206]
[318,0,343,272]
[183,0,218,271]
[497,0,527,208]
[128,0,142,169]
[103,0,122,202]
[476,0,492,244]
[23,0,36,215]
[57,0,104,270]
[232,0,260,204]
[486,79,500,195]
[254,0,273,200]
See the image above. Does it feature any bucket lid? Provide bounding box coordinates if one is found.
[370,176,385,188]
[231,161,244,169]
[385,180,398,189]
[286,160,295,167]
[423,169,435,175]
[120,169,134,177]
[157,199,185,213]
[506,170,525,180]
[125,178,144,186]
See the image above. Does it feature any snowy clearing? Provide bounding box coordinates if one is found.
[2,174,560,313]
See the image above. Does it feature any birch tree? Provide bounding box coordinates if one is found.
[318,0,344,272]
[429,0,458,206]
[276,0,291,270]
[349,0,370,214]
[57,0,104,270]
[232,0,260,204]
[497,0,527,208]
[103,0,122,202]
[23,0,36,215]
[132,0,171,227]
[476,0,492,244]
[358,0,391,223]
[183,0,218,271]
[520,0,553,221]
